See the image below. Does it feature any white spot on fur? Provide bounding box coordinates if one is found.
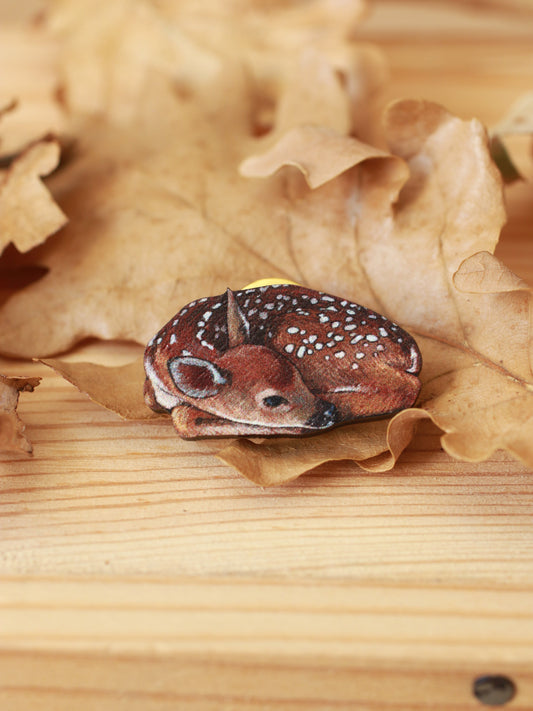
[332,384,364,392]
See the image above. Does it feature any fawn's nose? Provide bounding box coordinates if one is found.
[305,400,339,429]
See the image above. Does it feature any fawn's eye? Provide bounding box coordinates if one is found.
[262,395,289,408]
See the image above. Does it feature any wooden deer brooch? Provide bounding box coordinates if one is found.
[144,283,422,438]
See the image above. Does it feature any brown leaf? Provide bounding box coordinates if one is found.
[41,357,160,421]
[0,137,67,255]
[0,374,40,454]
[214,100,527,483]
[47,0,374,129]
[0,23,65,156]
[493,91,533,136]
[240,125,394,189]
[425,250,533,465]
[490,91,533,182]
[0,46,383,358]
[217,409,432,487]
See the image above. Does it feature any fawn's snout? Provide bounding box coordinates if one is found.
[305,400,339,429]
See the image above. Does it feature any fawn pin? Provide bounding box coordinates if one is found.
[143,284,422,438]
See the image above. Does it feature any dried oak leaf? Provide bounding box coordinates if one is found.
[0,136,67,256]
[216,100,526,484]
[490,91,533,182]
[0,23,65,156]
[0,48,375,358]
[41,356,157,421]
[47,0,382,137]
[0,374,40,454]
[430,250,533,464]
[493,91,533,137]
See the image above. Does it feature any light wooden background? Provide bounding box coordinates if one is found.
[1,1,533,709]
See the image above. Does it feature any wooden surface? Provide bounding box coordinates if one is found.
[2,2,533,709]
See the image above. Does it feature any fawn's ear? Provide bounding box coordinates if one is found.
[226,288,250,348]
[168,357,231,399]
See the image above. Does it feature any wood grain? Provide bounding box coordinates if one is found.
[1,578,533,710]
[2,1,533,709]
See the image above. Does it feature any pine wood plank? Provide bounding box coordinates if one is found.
[1,577,533,710]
